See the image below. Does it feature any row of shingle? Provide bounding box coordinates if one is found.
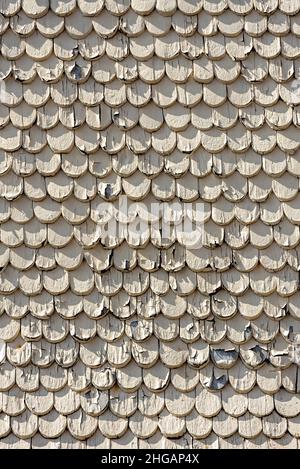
[2,124,300,154]
[0,308,298,343]
[1,372,300,414]
[0,333,296,372]
[1,0,299,19]
[2,148,300,179]
[0,323,298,363]
[0,288,296,322]
[1,367,300,409]
[1,430,300,449]
[1,356,299,391]
[1,220,299,253]
[0,286,298,320]
[1,169,300,198]
[2,77,300,109]
[0,404,300,441]
[0,260,299,295]
[1,218,300,250]
[1,358,298,393]
[0,411,298,442]
[1,57,297,86]
[4,33,300,62]
[2,242,300,272]
[4,100,300,134]
[29,10,300,38]
[5,9,300,38]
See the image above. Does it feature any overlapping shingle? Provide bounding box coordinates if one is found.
[1,0,300,449]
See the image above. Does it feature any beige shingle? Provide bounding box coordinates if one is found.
[1,0,300,449]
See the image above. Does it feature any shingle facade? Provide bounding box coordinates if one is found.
[1,0,300,449]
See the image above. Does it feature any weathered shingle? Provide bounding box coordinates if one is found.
[1,0,300,449]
